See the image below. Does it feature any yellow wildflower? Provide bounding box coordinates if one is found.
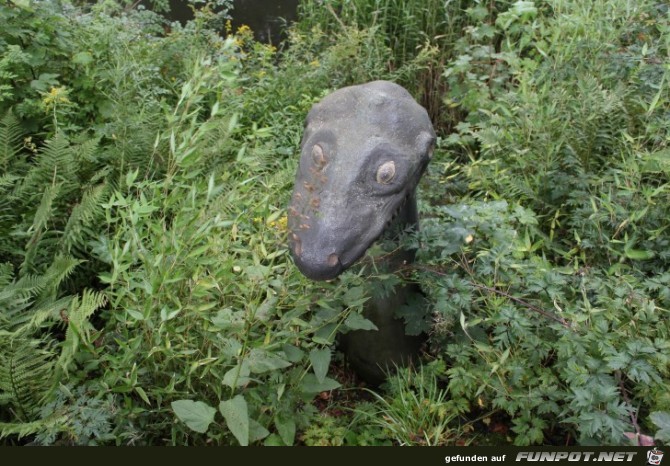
[269,215,288,232]
[234,24,254,49]
[236,24,252,35]
[42,86,70,111]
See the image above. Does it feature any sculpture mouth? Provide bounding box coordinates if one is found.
[288,190,413,281]
[384,192,411,230]
[291,250,343,281]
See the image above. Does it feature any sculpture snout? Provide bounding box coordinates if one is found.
[291,245,343,281]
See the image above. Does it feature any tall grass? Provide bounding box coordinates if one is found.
[301,0,465,62]
[297,0,483,128]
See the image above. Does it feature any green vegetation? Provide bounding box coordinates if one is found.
[0,0,668,446]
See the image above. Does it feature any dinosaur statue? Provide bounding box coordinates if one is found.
[287,80,436,384]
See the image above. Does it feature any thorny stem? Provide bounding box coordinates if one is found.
[469,281,573,330]
[125,0,143,12]
[616,370,643,445]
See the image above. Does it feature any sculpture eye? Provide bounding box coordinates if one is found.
[312,144,326,168]
[376,161,396,184]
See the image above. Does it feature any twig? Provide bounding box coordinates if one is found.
[325,2,347,32]
[616,370,643,444]
[469,281,573,330]
[125,0,143,13]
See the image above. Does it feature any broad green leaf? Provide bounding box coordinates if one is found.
[211,307,244,330]
[125,168,139,186]
[266,209,283,225]
[126,309,145,321]
[300,374,340,394]
[245,264,269,280]
[249,419,270,443]
[313,322,339,344]
[72,51,93,66]
[651,411,670,442]
[11,0,32,8]
[624,248,655,260]
[29,73,59,91]
[275,415,296,445]
[222,362,251,388]
[342,286,367,306]
[171,400,216,434]
[282,344,305,363]
[219,395,250,446]
[309,348,331,383]
[314,307,339,322]
[647,74,665,116]
[344,312,377,331]
[256,295,277,322]
[511,1,538,17]
[246,349,291,374]
[263,434,285,446]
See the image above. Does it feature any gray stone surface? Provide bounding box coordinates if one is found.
[288,80,436,280]
[287,81,436,384]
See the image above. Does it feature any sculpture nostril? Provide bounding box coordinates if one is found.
[327,253,340,267]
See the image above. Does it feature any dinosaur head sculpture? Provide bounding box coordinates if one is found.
[288,81,436,281]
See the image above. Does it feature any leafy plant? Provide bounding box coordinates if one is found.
[33,384,117,446]
[398,0,670,445]
[0,258,106,441]
[1,0,669,447]
[651,412,670,444]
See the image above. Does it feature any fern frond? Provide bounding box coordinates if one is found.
[73,137,101,170]
[62,183,108,252]
[0,255,81,307]
[88,166,112,186]
[19,183,61,276]
[33,255,82,304]
[1,297,32,330]
[31,184,60,235]
[44,255,81,286]
[16,132,75,198]
[0,111,23,171]
[0,414,68,440]
[12,295,73,334]
[57,289,107,375]
[1,256,81,331]
[0,262,11,286]
[0,338,56,421]
[0,273,49,303]
[0,173,19,191]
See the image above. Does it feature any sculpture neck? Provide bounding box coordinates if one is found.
[379,191,419,271]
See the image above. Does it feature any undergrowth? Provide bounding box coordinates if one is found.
[0,0,669,446]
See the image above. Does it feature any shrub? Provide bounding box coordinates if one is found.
[414,0,670,444]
